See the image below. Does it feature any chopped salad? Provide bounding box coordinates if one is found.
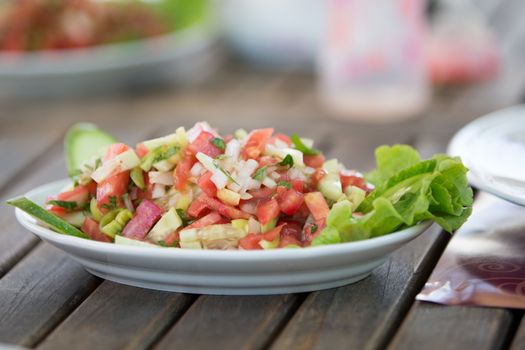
[8,122,473,250]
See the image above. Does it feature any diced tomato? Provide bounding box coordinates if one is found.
[302,220,326,244]
[96,143,131,210]
[311,168,326,186]
[258,156,278,167]
[187,211,222,229]
[290,179,304,192]
[278,220,303,241]
[164,231,180,247]
[304,192,330,221]
[241,128,274,159]
[263,224,284,241]
[96,171,130,210]
[276,189,304,216]
[248,186,275,199]
[198,171,217,197]
[135,142,149,158]
[81,217,112,243]
[256,198,280,225]
[275,133,292,146]
[57,185,90,206]
[290,203,311,222]
[280,235,302,248]
[187,195,210,218]
[340,170,367,191]
[304,154,326,168]
[103,143,129,162]
[174,151,195,191]
[122,200,163,240]
[306,168,326,191]
[188,131,223,158]
[85,181,98,196]
[201,194,251,220]
[48,204,66,217]
[238,233,263,250]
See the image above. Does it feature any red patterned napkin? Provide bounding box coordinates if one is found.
[417,192,525,308]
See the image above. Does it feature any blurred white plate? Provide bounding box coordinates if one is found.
[14,179,431,295]
[448,105,525,206]
[0,25,220,97]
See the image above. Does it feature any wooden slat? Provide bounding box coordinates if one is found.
[389,303,514,350]
[38,283,195,350]
[0,118,66,194]
[154,294,304,350]
[270,224,448,350]
[0,244,100,347]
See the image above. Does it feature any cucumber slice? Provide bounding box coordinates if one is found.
[65,123,116,176]
[114,235,156,247]
[7,197,88,239]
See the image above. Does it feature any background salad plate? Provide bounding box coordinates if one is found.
[448,105,525,206]
[14,179,431,295]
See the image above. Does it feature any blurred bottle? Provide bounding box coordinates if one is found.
[427,0,500,85]
[318,0,429,123]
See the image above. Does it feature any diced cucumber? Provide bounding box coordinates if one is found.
[90,197,103,221]
[91,149,140,183]
[7,197,88,239]
[231,219,249,232]
[147,208,182,243]
[114,235,156,247]
[260,238,280,249]
[63,211,86,228]
[64,123,116,177]
[100,209,133,238]
[322,159,341,173]
[345,185,366,210]
[130,167,145,190]
[318,172,343,202]
[261,217,277,233]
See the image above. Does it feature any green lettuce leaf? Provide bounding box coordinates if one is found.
[313,145,473,245]
[366,144,421,187]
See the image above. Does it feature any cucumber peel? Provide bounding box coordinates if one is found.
[7,197,88,239]
[65,123,116,176]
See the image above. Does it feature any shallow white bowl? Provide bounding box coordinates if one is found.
[14,179,431,295]
[0,24,220,97]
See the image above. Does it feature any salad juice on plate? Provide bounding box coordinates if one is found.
[8,122,473,250]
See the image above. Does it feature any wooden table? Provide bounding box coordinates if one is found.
[1,1,525,349]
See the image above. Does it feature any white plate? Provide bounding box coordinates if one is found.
[13,179,431,295]
[448,105,525,206]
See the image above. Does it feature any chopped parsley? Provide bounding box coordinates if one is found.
[311,224,318,234]
[102,196,118,210]
[176,209,192,227]
[291,134,320,155]
[211,137,226,151]
[279,154,294,168]
[158,240,178,248]
[277,180,292,189]
[252,166,268,181]
[140,144,179,171]
[47,200,77,210]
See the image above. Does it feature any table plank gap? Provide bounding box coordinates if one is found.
[509,313,525,350]
[153,293,306,350]
[36,282,198,350]
[0,243,102,347]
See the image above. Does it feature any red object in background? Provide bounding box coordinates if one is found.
[427,1,501,85]
[428,36,500,85]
